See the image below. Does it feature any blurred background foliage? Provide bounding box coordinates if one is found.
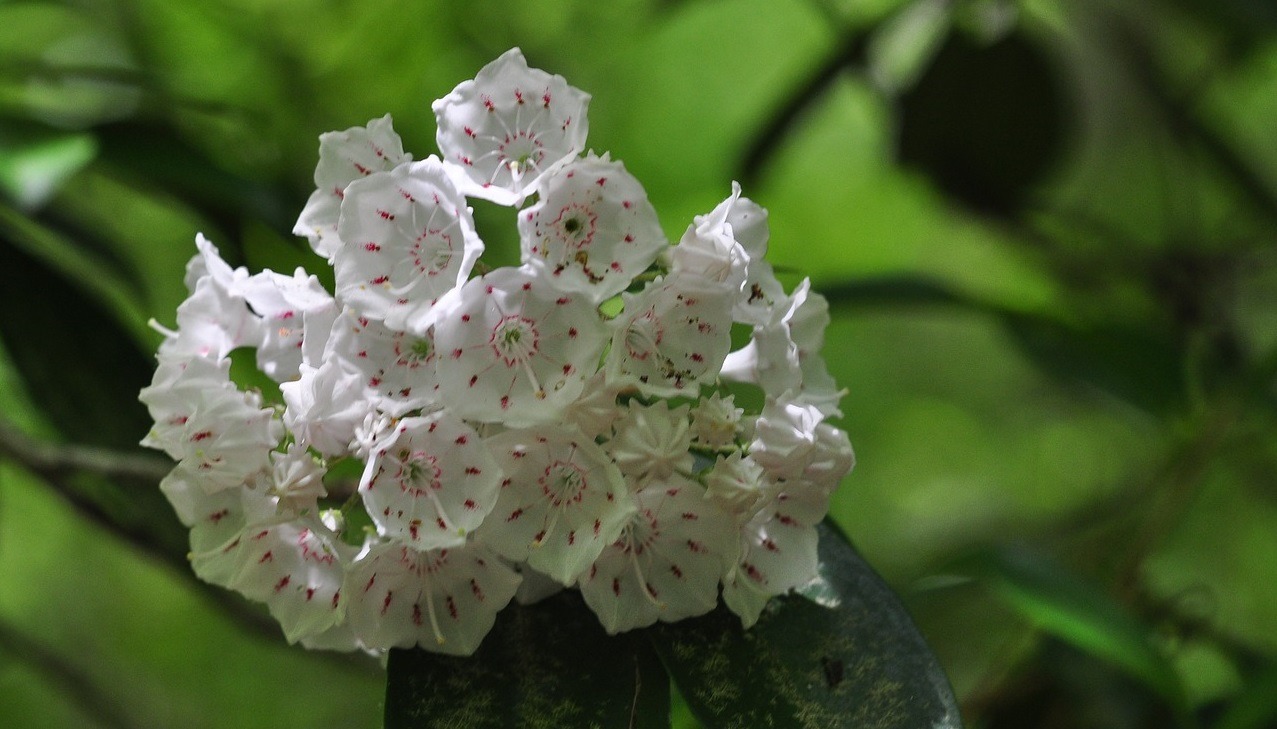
[0,0,1275,726]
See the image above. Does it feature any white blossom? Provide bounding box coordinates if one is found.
[431,267,606,425]
[334,157,483,332]
[607,399,694,483]
[360,413,501,551]
[294,114,411,260]
[345,541,520,655]
[480,425,635,584]
[140,49,855,656]
[606,273,733,398]
[433,48,589,206]
[520,152,666,301]
[579,476,736,633]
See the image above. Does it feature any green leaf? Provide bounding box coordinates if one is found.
[822,274,1186,414]
[1215,663,1277,729]
[649,522,961,729]
[958,548,1193,727]
[385,591,671,729]
[896,29,1068,216]
[0,122,97,209]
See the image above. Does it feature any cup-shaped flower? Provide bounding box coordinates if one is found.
[335,157,483,333]
[431,267,607,426]
[225,518,351,644]
[281,360,372,457]
[519,152,666,302]
[238,268,337,382]
[326,309,440,413]
[480,425,635,585]
[345,541,521,655]
[146,384,279,493]
[433,48,589,206]
[294,115,411,260]
[360,412,501,551]
[579,476,737,633]
[722,510,819,628]
[606,273,733,398]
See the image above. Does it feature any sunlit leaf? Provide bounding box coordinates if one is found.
[0,122,97,209]
[649,522,961,729]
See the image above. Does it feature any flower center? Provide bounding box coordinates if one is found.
[490,315,540,367]
[624,311,663,360]
[551,203,597,250]
[539,460,587,507]
[499,131,545,178]
[399,451,443,494]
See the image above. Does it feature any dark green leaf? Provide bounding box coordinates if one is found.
[0,214,190,562]
[896,30,1068,216]
[955,548,1192,727]
[1215,663,1277,729]
[649,522,961,729]
[385,591,671,729]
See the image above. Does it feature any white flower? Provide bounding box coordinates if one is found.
[722,511,819,629]
[703,452,770,522]
[159,259,261,361]
[294,114,411,260]
[606,273,733,398]
[578,476,737,633]
[139,353,233,441]
[607,399,694,483]
[226,517,350,644]
[520,152,666,302]
[480,425,635,584]
[433,48,589,206]
[334,157,484,332]
[690,392,744,449]
[721,279,844,416]
[344,541,521,655]
[431,267,607,426]
[671,183,752,293]
[143,383,279,492]
[281,360,372,457]
[750,397,853,492]
[326,309,440,413]
[559,370,624,438]
[238,268,338,382]
[360,412,501,551]
[267,445,328,516]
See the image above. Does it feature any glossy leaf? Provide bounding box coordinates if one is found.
[649,522,961,729]
[385,591,670,729]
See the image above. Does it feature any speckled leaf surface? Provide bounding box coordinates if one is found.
[384,591,670,729]
[649,522,962,728]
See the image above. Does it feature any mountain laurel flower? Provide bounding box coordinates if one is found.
[294,114,412,260]
[519,152,667,302]
[140,49,854,655]
[433,47,589,206]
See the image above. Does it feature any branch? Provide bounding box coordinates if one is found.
[0,418,171,484]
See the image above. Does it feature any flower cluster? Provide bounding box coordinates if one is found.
[139,49,854,656]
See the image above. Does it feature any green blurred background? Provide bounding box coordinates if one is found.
[1,0,1276,726]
